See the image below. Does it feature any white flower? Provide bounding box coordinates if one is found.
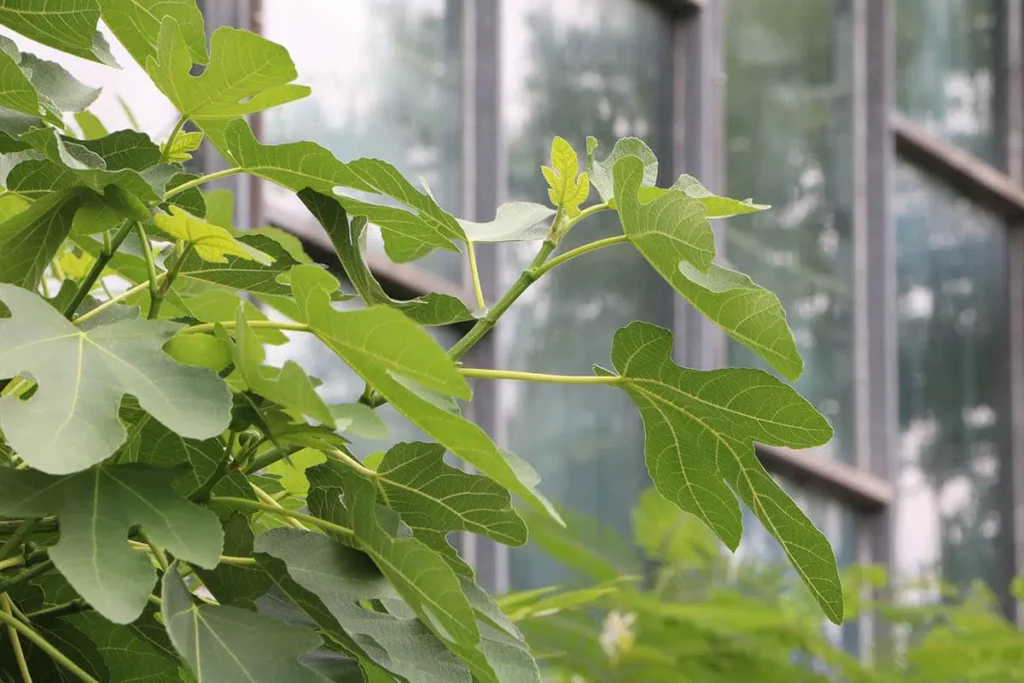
[599,610,637,663]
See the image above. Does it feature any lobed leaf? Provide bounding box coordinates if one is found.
[299,187,474,325]
[209,119,465,262]
[459,201,555,243]
[147,17,308,120]
[613,155,803,380]
[586,136,658,204]
[0,464,224,623]
[162,565,329,683]
[543,136,589,217]
[0,0,114,65]
[0,187,89,288]
[0,38,44,118]
[98,0,208,68]
[602,321,841,623]
[0,284,232,473]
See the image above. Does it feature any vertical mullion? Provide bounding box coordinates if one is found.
[853,0,895,661]
[460,0,503,592]
[1003,0,1024,625]
[676,0,726,371]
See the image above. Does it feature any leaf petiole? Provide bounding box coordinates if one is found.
[182,319,312,336]
[458,368,624,386]
[0,608,99,683]
[209,497,356,540]
[164,168,245,198]
[465,239,486,309]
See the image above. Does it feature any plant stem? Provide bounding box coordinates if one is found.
[0,518,57,537]
[0,560,55,594]
[183,319,311,335]
[139,531,169,572]
[124,541,256,567]
[249,483,306,530]
[160,114,188,164]
[1,594,32,683]
[23,599,89,621]
[0,519,38,563]
[458,368,624,385]
[73,277,164,326]
[0,557,24,573]
[165,167,244,198]
[63,220,135,319]
[135,222,162,313]
[190,432,236,503]
[210,497,355,539]
[243,444,301,474]
[465,240,486,309]
[530,234,629,280]
[0,609,99,683]
[149,241,192,320]
[447,239,558,361]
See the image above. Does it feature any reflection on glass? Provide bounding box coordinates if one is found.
[725,0,855,464]
[261,0,464,281]
[499,0,669,590]
[896,0,996,162]
[262,304,458,457]
[894,162,1011,599]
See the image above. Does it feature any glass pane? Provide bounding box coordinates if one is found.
[725,0,855,464]
[894,162,1012,598]
[499,0,669,590]
[261,0,465,282]
[895,0,997,162]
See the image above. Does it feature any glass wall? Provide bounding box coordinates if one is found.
[497,0,671,590]
[895,0,998,162]
[893,161,1012,597]
[724,0,855,465]
[261,0,464,281]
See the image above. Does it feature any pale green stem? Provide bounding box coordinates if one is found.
[458,368,624,386]
[135,222,161,302]
[73,277,165,327]
[1,594,32,683]
[465,240,486,309]
[210,497,356,539]
[160,114,188,164]
[0,519,38,564]
[139,531,169,572]
[165,167,244,198]
[250,483,306,530]
[64,220,135,319]
[0,609,99,683]
[149,241,192,320]
[182,320,312,335]
[530,234,630,280]
[125,540,256,566]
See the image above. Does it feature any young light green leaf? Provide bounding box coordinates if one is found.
[255,528,472,683]
[375,442,527,547]
[147,17,308,120]
[0,284,232,473]
[98,0,208,68]
[0,0,112,64]
[230,307,335,427]
[337,470,501,683]
[602,321,841,623]
[299,188,474,325]
[162,565,329,683]
[163,130,205,163]
[291,265,560,523]
[165,332,231,371]
[542,136,589,217]
[586,136,658,204]
[0,464,224,624]
[459,201,555,243]
[154,206,273,264]
[0,187,89,288]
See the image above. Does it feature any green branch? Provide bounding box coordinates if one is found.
[72,277,164,327]
[1,594,32,683]
[210,497,356,540]
[0,560,54,593]
[149,241,193,320]
[165,167,244,198]
[0,608,99,683]
[529,234,629,280]
[182,319,312,336]
[0,518,38,563]
[465,240,486,310]
[63,220,135,320]
[458,368,624,386]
